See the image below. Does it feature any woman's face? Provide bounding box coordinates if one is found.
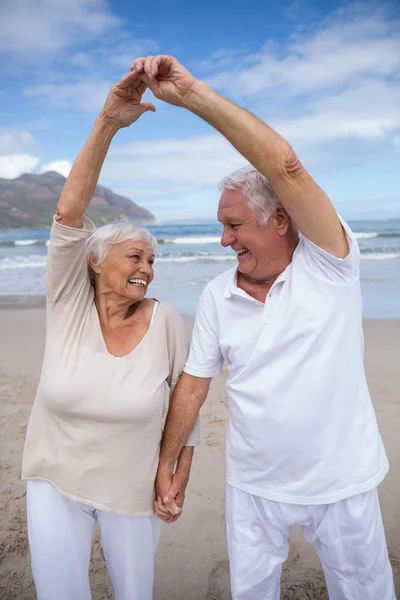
[91,239,155,302]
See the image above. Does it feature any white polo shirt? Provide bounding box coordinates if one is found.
[184,220,388,504]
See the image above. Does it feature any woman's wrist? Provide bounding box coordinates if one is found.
[95,111,121,138]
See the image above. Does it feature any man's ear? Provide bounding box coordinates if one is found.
[274,206,291,235]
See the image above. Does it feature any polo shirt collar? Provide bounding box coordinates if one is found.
[224,263,292,300]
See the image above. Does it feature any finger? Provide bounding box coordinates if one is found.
[155,510,170,523]
[136,81,147,96]
[133,58,145,73]
[154,500,170,519]
[167,509,182,524]
[164,499,181,516]
[138,73,153,89]
[156,498,171,518]
[116,70,139,89]
[139,102,156,114]
[144,56,155,79]
[169,512,182,524]
[157,495,168,510]
[154,54,174,75]
[151,56,161,78]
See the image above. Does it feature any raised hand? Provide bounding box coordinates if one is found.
[101,70,156,129]
[132,55,197,108]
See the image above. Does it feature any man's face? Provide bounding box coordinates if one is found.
[217,188,284,281]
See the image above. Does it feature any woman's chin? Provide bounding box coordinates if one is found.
[124,286,146,301]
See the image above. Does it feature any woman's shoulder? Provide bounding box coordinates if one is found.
[151,300,187,334]
[151,299,179,320]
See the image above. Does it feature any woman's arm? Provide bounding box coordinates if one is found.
[56,70,155,229]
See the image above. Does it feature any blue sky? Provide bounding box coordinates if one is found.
[0,0,399,222]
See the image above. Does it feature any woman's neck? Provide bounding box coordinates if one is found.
[94,290,140,328]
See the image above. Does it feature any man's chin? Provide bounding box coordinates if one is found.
[237,262,252,274]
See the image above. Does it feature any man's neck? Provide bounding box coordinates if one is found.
[237,267,287,303]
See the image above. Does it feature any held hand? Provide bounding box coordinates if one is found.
[100,70,155,129]
[132,55,197,108]
[155,469,188,524]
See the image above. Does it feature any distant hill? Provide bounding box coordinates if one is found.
[0,171,156,229]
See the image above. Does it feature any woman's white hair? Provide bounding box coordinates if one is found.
[218,165,280,226]
[86,222,157,267]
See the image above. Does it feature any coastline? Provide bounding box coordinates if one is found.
[0,292,399,318]
[0,306,399,598]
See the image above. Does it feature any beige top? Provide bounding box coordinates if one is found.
[22,217,199,516]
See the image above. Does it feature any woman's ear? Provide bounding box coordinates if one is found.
[274,206,291,236]
[89,259,101,275]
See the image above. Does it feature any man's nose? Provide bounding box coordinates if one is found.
[221,229,234,247]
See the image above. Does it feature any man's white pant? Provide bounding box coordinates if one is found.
[226,485,396,600]
[27,480,161,600]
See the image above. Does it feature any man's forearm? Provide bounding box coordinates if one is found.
[56,114,119,227]
[176,445,194,477]
[185,81,289,185]
[159,374,210,473]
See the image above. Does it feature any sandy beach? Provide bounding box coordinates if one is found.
[0,301,399,599]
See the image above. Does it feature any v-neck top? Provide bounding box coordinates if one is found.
[184,218,388,505]
[21,216,199,516]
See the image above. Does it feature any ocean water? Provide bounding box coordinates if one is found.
[0,220,399,317]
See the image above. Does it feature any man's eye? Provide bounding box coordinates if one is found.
[231,224,240,230]
[130,255,140,259]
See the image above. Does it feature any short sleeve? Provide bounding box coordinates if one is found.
[46,215,96,307]
[164,303,200,446]
[184,285,224,378]
[299,217,360,285]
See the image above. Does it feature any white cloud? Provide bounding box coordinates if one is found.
[208,6,400,98]
[103,134,246,184]
[0,130,37,155]
[274,79,400,149]
[393,137,400,153]
[0,0,121,56]
[200,4,400,159]
[40,160,72,177]
[0,154,40,178]
[24,80,112,112]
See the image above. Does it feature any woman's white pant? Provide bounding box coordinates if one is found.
[27,480,161,600]
[226,485,396,600]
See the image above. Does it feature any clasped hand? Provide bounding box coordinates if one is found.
[100,55,198,130]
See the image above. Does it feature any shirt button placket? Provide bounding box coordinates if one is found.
[264,291,273,321]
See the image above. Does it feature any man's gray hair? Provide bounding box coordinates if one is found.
[86,222,158,266]
[219,165,280,226]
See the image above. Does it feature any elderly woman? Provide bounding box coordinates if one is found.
[21,69,199,600]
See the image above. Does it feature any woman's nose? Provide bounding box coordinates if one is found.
[139,260,153,275]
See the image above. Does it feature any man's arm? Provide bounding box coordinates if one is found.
[156,373,211,514]
[134,55,348,258]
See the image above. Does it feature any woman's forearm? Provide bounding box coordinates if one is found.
[56,113,119,228]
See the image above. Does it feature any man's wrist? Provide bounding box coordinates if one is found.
[183,80,216,116]
[157,458,175,477]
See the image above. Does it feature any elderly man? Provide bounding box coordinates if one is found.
[133,56,395,599]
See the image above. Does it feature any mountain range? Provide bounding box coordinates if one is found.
[0,171,156,229]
